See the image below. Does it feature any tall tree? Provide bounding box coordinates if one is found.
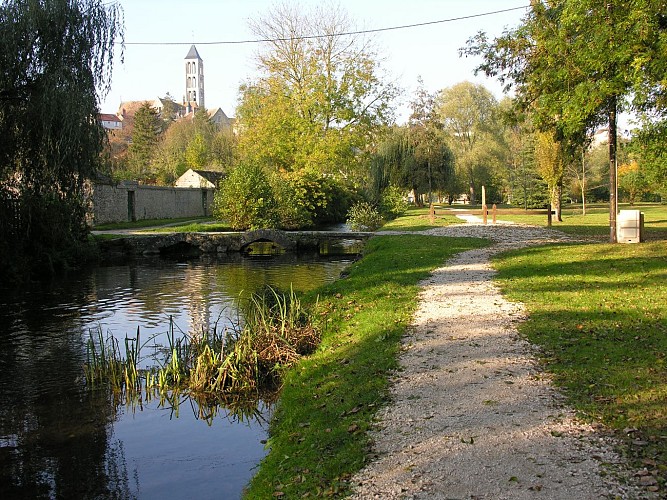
[0,0,123,277]
[237,2,398,180]
[127,102,160,177]
[465,0,667,241]
[534,131,564,220]
[436,82,504,204]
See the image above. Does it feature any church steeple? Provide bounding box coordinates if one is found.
[184,45,204,110]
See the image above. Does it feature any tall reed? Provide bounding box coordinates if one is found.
[83,287,318,401]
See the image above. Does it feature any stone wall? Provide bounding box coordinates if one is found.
[90,181,215,225]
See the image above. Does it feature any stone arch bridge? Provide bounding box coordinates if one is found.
[98,229,374,258]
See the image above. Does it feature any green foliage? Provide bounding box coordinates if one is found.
[128,102,161,177]
[237,3,398,181]
[378,185,408,220]
[213,162,279,230]
[437,81,507,204]
[0,0,123,279]
[631,119,667,197]
[346,201,382,231]
[245,235,489,498]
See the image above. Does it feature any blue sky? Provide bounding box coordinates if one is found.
[101,1,528,120]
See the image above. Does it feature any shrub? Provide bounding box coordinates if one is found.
[346,201,382,231]
[213,162,279,230]
[379,185,408,220]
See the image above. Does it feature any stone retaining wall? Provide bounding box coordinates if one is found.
[90,181,215,225]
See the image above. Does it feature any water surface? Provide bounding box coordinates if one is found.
[0,253,352,499]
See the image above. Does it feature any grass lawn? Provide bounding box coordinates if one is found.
[380,205,463,231]
[144,221,234,233]
[92,216,211,231]
[493,242,667,476]
[477,203,667,241]
[244,235,490,498]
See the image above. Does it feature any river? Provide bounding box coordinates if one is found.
[0,252,353,499]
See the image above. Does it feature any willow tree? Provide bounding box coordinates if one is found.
[0,0,124,277]
[465,0,667,242]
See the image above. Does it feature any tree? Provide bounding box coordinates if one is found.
[465,0,667,241]
[436,82,505,204]
[371,126,454,207]
[127,102,160,178]
[213,162,279,230]
[0,0,123,278]
[618,160,649,205]
[534,131,564,219]
[237,2,398,180]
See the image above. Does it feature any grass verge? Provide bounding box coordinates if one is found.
[244,234,490,498]
[144,221,234,233]
[493,242,667,485]
[486,203,667,240]
[92,216,210,231]
[380,205,463,232]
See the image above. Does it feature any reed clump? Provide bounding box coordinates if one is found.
[83,286,318,400]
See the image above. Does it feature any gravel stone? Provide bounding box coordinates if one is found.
[350,219,653,499]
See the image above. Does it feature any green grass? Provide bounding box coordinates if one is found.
[92,216,210,231]
[144,221,234,233]
[493,242,667,471]
[244,235,490,499]
[380,205,463,232]
[485,203,667,240]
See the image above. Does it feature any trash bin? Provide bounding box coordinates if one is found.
[617,210,644,243]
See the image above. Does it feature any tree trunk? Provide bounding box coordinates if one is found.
[581,147,586,216]
[608,99,618,243]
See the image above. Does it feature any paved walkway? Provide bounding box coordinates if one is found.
[350,221,650,499]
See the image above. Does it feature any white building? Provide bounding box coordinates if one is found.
[184,45,205,110]
[99,113,123,130]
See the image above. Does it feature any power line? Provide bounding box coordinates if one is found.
[122,5,528,46]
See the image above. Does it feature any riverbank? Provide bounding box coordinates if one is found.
[245,221,664,498]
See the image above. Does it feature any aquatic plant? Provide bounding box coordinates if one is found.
[83,287,318,401]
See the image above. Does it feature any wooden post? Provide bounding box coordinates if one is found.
[429,203,435,224]
[547,203,553,227]
[492,204,497,225]
[482,204,488,225]
[482,185,486,208]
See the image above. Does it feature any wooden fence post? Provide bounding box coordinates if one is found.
[482,204,488,225]
[492,204,497,225]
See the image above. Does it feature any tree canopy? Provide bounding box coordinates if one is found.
[236,2,398,180]
[465,0,667,240]
[0,0,123,278]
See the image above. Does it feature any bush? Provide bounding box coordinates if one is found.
[213,162,279,230]
[346,201,382,231]
[379,185,408,220]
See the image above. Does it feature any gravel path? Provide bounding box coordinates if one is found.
[350,221,649,499]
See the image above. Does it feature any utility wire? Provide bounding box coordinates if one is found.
[122,5,528,46]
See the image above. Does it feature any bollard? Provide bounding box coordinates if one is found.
[482,204,488,225]
[492,204,497,225]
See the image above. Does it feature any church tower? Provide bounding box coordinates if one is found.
[184,45,205,110]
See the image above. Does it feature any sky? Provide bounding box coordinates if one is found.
[101,0,529,121]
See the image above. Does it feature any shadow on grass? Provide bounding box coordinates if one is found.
[493,241,667,468]
[244,235,490,498]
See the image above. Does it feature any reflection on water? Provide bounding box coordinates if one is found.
[0,253,352,499]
